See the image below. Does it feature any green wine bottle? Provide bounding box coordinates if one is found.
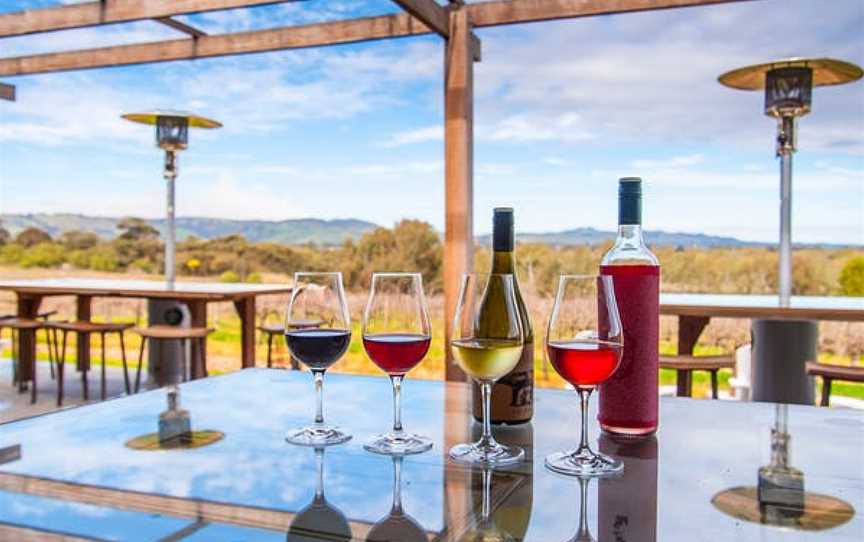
[472,207,534,424]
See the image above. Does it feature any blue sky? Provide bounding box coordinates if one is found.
[0,0,862,244]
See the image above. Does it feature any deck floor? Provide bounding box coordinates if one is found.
[0,358,134,424]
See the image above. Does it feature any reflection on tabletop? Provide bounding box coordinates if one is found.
[286,447,351,542]
[365,457,426,542]
[712,404,855,532]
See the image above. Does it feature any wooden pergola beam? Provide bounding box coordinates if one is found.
[155,17,208,38]
[470,0,756,27]
[391,0,450,38]
[0,0,750,77]
[0,82,14,101]
[0,0,297,38]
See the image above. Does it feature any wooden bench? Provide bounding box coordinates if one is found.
[660,354,736,399]
[805,361,864,407]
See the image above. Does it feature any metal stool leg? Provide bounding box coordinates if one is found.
[266,333,274,368]
[80,332,90,401]
[45,327,55,381]
[135,337,146,393]
[57,329,68,407]
[100,332,107,401]
[710,370,720,399]
[30,333,37,405]
[820,377,832,407]
[119,331,130,395]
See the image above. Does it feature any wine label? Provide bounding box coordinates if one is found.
[599,265,659,433]
[473,341,534,423]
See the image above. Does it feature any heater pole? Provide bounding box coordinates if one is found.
[164,150,177,287]
[777,116,795,307]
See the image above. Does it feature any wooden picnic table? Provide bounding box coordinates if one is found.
[0,278,292,383]
[660,293,864,395]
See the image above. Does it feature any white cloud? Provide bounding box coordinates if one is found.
[632,154,704,169]
[381,126,443,147]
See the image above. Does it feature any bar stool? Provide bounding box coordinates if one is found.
[660,354,736,399]
[0,317,53,404]
[259,319,321,370]
[258,323,289,369]
[48,321,134,404]
[2,311,59,381]
[133,326,213,392]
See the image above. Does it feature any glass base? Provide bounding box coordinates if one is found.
[449,441,524,466]
[364,431,433,456]
[545,448,623,477]
[286,425,351,447]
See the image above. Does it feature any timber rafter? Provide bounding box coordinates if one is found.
[0,0,754,77]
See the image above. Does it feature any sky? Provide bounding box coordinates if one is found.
[0,0,862,245]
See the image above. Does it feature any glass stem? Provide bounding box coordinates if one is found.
[576,388,593,455]
[481,467,492,522]
[479,381,494,448]
[577,476,591,539]
[313,370,325,426]
[391,375,404,433]
[314,447,325,502]
[391,456,404,514]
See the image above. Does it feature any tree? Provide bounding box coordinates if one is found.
[839,256,864,296]
[117,217,159,241]
[0,225,9,246]
[15,227,52,247]
[61,230,100,250]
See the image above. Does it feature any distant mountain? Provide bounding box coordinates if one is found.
[0,213,852,248]
[0,213,377,245]
[483,227,765,248]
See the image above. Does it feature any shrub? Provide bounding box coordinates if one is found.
[220,270,240,283]
[16,227,52,247]
[839,257,864,296]
[246,272,263,283]
[19,242,65,268]
[88,247,119,272]
[0,243,24,264]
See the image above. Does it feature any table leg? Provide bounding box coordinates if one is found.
[76,295,92,372]
[234,297,256,369]
[676,315,710,397]
[15,294,42,386]
[187,300,207,379]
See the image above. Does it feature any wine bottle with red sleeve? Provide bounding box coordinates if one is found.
[599,177,660,436]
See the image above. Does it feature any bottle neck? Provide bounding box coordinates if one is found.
[617,224,645,246]
[491,250,516,273]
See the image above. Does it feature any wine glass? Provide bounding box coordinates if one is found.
[363,273,433,455]
[284,272,352,447]
[365,457,427,542]
[545,274,624,476]
[449,273,525,466]
[457,467,517,542]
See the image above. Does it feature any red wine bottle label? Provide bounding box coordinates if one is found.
[598,265,660,433]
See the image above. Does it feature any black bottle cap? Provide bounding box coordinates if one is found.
[618,177,642,225]
[493,207,514,251]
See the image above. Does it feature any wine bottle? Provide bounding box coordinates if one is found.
[599,177,660,436]
[472,207,534,424]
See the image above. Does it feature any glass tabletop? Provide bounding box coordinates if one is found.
[0,369,861,541]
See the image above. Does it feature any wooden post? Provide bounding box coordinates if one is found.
[676,315,710,396]
[76,295,92,372]
[15,294,42,384]
[233,297,256,369]
[444,6,475,382]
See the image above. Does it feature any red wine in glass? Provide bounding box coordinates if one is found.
[285,329,351,371]
[548,340,622,389]
[363,333,431,375]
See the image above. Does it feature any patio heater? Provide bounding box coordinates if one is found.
[718,58,863,307]
[120,111,222,286]
[718,59,862,405]
[121,111,222,386]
